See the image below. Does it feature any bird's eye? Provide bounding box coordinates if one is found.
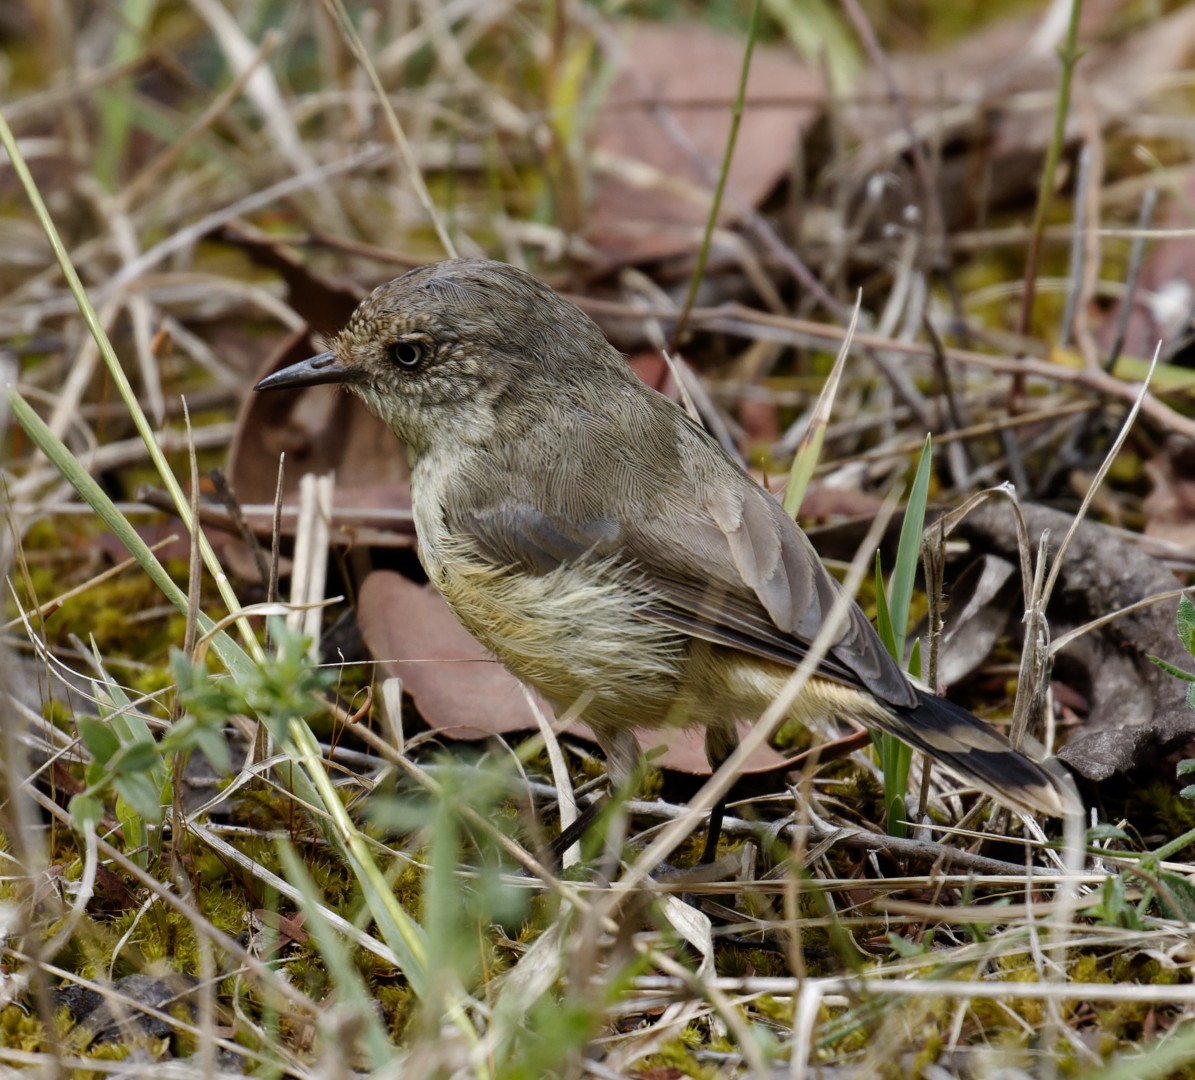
[389,340,424,370]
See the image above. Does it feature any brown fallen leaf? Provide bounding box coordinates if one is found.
[586,20,823,265]
[841,2,1195,231]
[1144,437,1195,550]
[356,569,789,775]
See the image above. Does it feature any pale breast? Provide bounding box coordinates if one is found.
[412,459,689,727]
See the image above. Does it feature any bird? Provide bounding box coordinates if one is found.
[255,258,1072,853]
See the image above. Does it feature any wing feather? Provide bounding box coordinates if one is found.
[444,389,916,710]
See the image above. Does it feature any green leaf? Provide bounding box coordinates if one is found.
[115,795,148,865]
[192,725,232,775]
[115,771,164,825]
[77,715,120,764]
[1158,871,1195,921]
[907,637,921,682]
[874,551,896,657]
[111,740,160,776]
[887,434,932,665]
[1087,823,1131,842]
[1178,594,1195,656]
[1148,654,1195,682]
[70,794,105,830]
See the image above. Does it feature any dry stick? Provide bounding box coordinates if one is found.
[921,312,973,488]
[1051,581,1195,658]
[916,520,946,821]
[838,0,945,247]
[579,4,842,321]
[321,0,458,259]
[345,718,587,910]
[0,562,70,1071]
[1070,112,1107,375]
[76,176,164,425]
[870,232,935,433]
[680,303,1195,440]
[40,296,118,450]
[1011,0,1086,491]
[268,454,285,609]
[1051,189,1154,492]
[191,0,346,231]
[209,467,271,586]
[1006,354,1163,1062]
[643,945,770,1079]
[19,784,323,1021]
[1041,342,1161,609]
[817,399,1096,477]
[638,972,1195,1005]
[101,145,391,298]
[2,53,150,125]
[1104,187,1157,373]
[581,292,1195,417]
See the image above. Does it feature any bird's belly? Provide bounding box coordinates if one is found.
[421,539,689,727]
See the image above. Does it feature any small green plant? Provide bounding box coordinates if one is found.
[71,618,330,841]
[872,434,933,839]
[1151,595,1195,796]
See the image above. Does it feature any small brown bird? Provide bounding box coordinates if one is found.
[256,259,1071,836]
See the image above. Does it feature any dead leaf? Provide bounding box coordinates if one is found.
[841,2,1195,230]
[587,21,822,264]
[1144,437,1195,550]
[934,553,1018,687]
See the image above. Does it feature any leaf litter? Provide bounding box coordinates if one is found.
[2,2,1195,1076]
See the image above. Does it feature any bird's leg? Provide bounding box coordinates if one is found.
[592,728,640,880]
[700,797,728,865]
[544,728,640,873]
[545,794,606,868]
[701,723,737,864]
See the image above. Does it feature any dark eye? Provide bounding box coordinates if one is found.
[389,340,424,370]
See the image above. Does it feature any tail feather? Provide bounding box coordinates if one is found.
[880,689,1075,818]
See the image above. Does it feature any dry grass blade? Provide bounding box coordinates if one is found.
[5,4,1195,1075]
[783,291,862,517]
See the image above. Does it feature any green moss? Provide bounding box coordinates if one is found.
[640,1025,721,1078]
[0,1002,46,1052]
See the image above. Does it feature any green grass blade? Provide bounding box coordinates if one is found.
[873,435,932,838]
[887,434,933,664]
[8,389,254,682]
[873,549,896,657]
[0,106,263,664]
[783,294,862,518]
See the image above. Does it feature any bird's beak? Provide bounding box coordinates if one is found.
[254,351,363,392]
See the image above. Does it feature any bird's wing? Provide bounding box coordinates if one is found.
[447,452,915,710]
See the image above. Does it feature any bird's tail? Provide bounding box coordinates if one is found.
[876,689,1076,818]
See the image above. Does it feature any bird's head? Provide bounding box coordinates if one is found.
[254,258,624,453]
